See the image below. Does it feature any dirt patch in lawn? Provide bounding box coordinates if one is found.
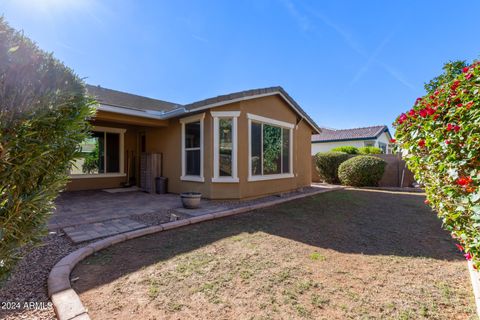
[72,189,476,319]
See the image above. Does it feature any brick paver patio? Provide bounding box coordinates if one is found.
[63,218,147,243]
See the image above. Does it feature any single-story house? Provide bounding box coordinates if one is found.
[311,125,393,155]
[67,85,321,199]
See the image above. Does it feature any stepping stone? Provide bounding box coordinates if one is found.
[63,217,147,243]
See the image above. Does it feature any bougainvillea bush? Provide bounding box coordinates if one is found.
[0,18,95,282]
[394,61,480,268]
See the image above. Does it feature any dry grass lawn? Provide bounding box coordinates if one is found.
[72,189,476,319]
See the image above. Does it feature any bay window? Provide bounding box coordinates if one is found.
[180,113,205,182]
[248,113,293,181]
[211,111,240,183]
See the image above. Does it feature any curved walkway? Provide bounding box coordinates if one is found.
[48,186,342,320]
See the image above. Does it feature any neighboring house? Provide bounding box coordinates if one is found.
[67,85,321,199]
[311,125,393,155]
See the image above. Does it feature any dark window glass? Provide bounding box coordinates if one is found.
[219,118,232,176]
[263,124,281,175]
[186,150,201,175]
[185,122,200,148]
[251,122,262,175]
[106,133,120,173]
[282,128,290,173]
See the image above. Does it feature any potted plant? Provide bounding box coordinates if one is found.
[180,192,202,209]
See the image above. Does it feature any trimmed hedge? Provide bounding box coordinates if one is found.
[314,152,352,184]
[338,156,386,187]
[394,61,480,268]
[358,146,382,154]
[331,146,359,154]
[0,18,95,282]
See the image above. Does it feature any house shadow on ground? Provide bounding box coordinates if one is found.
[71,189,463,294]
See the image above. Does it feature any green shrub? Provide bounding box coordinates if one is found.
[0,18,96,282]
[358,146,383,154]
[338,156,386,187]
[394,60,480,268]
[314,152,353,184]
[331,146,359,154]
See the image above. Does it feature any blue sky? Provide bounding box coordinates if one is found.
[2,0,480,130]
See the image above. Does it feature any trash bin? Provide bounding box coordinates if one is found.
[155,177,168,194]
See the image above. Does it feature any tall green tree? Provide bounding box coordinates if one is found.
[0,17,96,282]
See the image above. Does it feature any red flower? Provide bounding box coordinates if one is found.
[415,97,423,104]
[463,66,470,73]
[457,103,463,108]
[408,109,416,117]
[434,90,440,96]
[446,123,453,131]
[390,138,396,143]
[418,139,426,148]
[419,109,428,118]
[465,252,473,261]
[445,140,451,145]
[397,113,407,124]
[456,176,473,186]
[433,114,440,120]
[466,73,473,80]
[456,244,464,252]
[426,108,435,115]
[424,199,430,205]
[454,125,460,133]
[451,80,461,90]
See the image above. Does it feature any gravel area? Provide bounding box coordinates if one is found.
[0,232,80,320]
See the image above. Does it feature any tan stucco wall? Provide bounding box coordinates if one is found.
[143,95,314,199]
[67,95,315,198]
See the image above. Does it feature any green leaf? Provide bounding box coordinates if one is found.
[8,45,19,53]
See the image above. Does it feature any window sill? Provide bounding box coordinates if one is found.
[248,173,294,182]
[181,175,205,182]
[69,173,126,179]
[212,177,239,183]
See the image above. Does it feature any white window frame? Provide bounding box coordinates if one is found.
[180,113,205,182]
[247,113,294,182]
[70,126,126,179]
[211,111,240,183]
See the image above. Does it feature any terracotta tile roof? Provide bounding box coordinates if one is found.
[86,84,180,112]
[311,125,389,142]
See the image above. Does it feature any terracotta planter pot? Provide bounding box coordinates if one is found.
[180,192,202,209]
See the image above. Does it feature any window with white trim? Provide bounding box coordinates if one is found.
[180,113,204,182]
[248,114,293,181]
[211,111,240,183]
[70,126,125,177]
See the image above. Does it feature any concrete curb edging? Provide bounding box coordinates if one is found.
[468,261,480,318]
[48,186,343,320]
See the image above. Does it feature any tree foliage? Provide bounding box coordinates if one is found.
[394,60,480,268]
[331,146,359,154]
[358,146,382,154]
[0,18,96,282]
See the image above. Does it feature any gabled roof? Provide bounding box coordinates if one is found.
[184,86,320,133]
[311,125,390,143]
[87,84,321,133]
[86,84,180,113]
